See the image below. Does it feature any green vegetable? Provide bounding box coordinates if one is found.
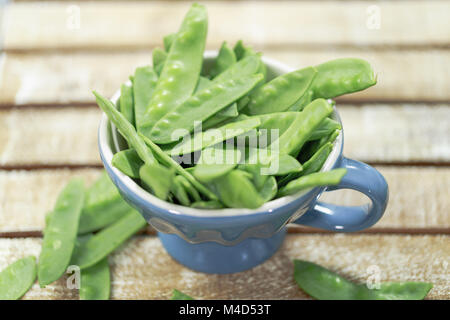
[133,66,158,131]
[210,41,236,78]
[294,260,433,300]
[80,258,110,300]
[193,146,241,183]
[0,256,37,300]
[111,148,144,179]
[119,83,134,126]
[152,47,167,76]
[140,162,174,200]
[172,289,195,300]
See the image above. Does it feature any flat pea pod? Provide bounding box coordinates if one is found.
[71,210,147,270]
[288,89,313,111]
[39,178,85,287]
[193,147,241,183]
[233,40,246,60]
[277,98,333,155]
[163,33,176,52]
[190,200,224,209]
[79,171,132,234]
[299,128,340,163]
[150,74,263,144]
[140,4,208,135]
[307,118,341,141]
[294,260,433,300]
[111,148,144,179]
[152,47,167,76]
[194,76,212,93]
[140,162,174,201]
[169,117,260,156]
[133,66,158,130]
[310,58,377,100]
[202,103,238,130]
[258,176,277,202]
[269,154,303,176]
[0,256,37,300]
[171,176,191,206]
[245,67,317,115]
[278,168,346,197]
[172,289,195,300]
[176,175,201,202]
[119,83,134,126]
[94,91,156,165]
[214,170,265,209]
[212,54,261,84]
[139,133,218,201]
[210,41,236,78]
[80,258,110,300]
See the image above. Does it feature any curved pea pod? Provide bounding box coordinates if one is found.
[212,55,261,83]
[269,154,303,176]
[140,162,175,201]
[193,147,241,183]
[140,4,208,135]
[311,58,377,99]
[79,172,132,234]
[259,176,277,202]
[307,118,341,141]
[202,103,238,130]
[299,128,340,163]
[169,117,260,156]
[71,210,147,270]
[119,83,134,126]
[245,66,317,115]
[190,200,224,209]
[288,89,313,111]
[210,41,237,78]
[150,74,264,144]
[133,66,158,130]
[278,168,347,197]
[152,47,167,76]
[38,178,85,287]
[163,33,176,52]
[277,98,333,155]
[214,170,265,209]
[93,91,156,165]
[171,176,191,206]
[172,289,195,300]
[256,111,300,144]
[80,258,110,300]
[111,148,144,179]
[0,256,37,300]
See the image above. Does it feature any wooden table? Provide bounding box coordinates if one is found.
[0,0,448,299]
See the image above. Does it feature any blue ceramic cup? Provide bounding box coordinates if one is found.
[98,52,389,274]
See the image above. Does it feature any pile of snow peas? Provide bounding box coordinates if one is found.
[95,3,378,210]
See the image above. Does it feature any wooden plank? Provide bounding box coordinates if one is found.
[3,1,449,50]
[0,235,447,299]
[0,166,449,232]
[1,50,449,106]
[0,104,448,166]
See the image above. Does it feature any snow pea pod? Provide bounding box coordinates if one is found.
[0,256,37,300]
[133,66,158,130]
[140,4,208,135]
[307,118,341,141]
[294,260,433,300]
[259,176,277,202]
[119,83,134,126]
[171,176,191,206]
[169,117,260,156]
[210,41,236,78]
[271,154,303,176]
[163,33,176,52]
[233,40,246,60]
[193,147,241,183]
[79,171,132,234]
[194,76,212,93]
[39,178,85,287]
[150,74,263,144]
[111,148,143,179]
[140,162,174,200]
[288,89,313,111]
[172,289,195,300]
[310,58,377,100]
[277,99,333,155]
[245,67,317,115]
[278,168,346,197]
[94,91,156,165]
[80,257,110,300]
[71,210,147,270]
[152,47,167,76]
[176,175,201,202]
[212,55,261,84]
[139,133,218,201]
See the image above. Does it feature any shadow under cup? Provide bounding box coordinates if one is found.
[98,52,389,274]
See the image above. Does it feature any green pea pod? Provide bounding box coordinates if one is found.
[277,99,333,155]
[307,118,341,141]
[176,175,201,202]
[245,67,317,115]
[311,58,377,100]
[172,289,195,300]
[0,256,37,300]
[71,210,147,270]
[194,76,212,93]
[152,47,167,76]
[258,176,277,202]
[214,170,265,209]
[133,66,158,130]
[210,41,237,78]
[269,154,303,176]
[289,89,314,111]
[79,171,132,234]
[140,162,175,201]
[150,74,264,144]
[232,41,266,82]
[163,33,176,52]
[294,260,433,300]
[111,148,144,179]
[119,83,134,126]
[233,40,246,60]
[171,176,191,206]
[190,200,224,209]
[93,91,156,165]
[212,55,261,84]
[299,128,340,163]
[193,147,241,183]
[278,168,347,197]
[169,117,260,156]
[139,133,218,201]
[202,103,238,130]
[39,178,85,287]
[140,4,208,135]
[80,258,110,300]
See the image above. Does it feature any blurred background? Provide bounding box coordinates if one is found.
[0,0,448,299]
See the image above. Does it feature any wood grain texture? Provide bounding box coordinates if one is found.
[0,104,448,166]
[3,1,450,50]
[1,49,449,106]
[0,235,447,299]
[0,166,448,232]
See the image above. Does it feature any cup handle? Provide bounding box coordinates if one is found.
[292,157,389,232]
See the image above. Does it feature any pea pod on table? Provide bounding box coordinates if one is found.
[0,256,37,300]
